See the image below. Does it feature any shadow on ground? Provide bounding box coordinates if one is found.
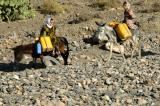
[0,50,159,72]
[141,50,160,57]
[0,62,46,72]
[125,50,160,59]
[83,37,101,46]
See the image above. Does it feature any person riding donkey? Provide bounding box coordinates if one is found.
[123,0,140,35]
[122,0,142,58]
[34,15,60,56]
[40,15,56,41]
[109,0,141,51]
[95,1,142,62]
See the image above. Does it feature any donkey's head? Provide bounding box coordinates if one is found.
[93,21,116,43]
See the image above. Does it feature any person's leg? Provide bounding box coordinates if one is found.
[126,20,138,30]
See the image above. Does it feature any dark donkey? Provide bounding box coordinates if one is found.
[12,36,69,67]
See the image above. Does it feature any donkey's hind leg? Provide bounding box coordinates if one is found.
[131,46,136,59]
[107,42,113,62]
[131,44,141,59]
[131,29,142,59]
[131,37,141,59]
[117,44,126,62]
[138,37,142,59]
[61,53,68,65]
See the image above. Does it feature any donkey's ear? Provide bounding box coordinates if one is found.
[11,48,14,51]
[95,21,100,26]
[101,23,106,26]
[11,47,16,51]
[95,21,106,26]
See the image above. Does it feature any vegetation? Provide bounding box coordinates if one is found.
[0,0,35,21]
[42,0,69,14]
[90,0,121,10]
[144,2,160,13]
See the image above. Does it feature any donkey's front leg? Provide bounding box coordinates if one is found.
[40,55,46,68]
[117,44,126,62]
[107,42,113,62]
[32,57,37,68]
[138,36,143,59]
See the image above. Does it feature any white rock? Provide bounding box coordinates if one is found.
[72,41,79,47]
[13,75,20,80]
[80,54,87,59]
[0,102,3,105]
[102,95,112,103]
[126,99,132,104]
[105,78,112,85]
[55,101,65,106]
[92,78,98,83]
[138,98,147,105]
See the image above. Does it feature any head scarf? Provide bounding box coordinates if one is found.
[123,0,131,10]
[45,15,53,28]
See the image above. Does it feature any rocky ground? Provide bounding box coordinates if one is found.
[0,0,160,106]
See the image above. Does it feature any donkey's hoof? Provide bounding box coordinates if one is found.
[32,65,37,69]
[64,63,68,65]
[42,65,47,68]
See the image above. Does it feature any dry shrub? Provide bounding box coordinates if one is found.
[90,0,121,10]
[140,12,160,34]
[42,0,69,14]
[149,3,160,12]
[136,0,160,33]
[139,0,160,13]
[141,19,160,34]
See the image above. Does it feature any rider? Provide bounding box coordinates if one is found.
[123,1,139,32]
[40,15,57,42]
[123,1,143,56]
[39,15,60,55]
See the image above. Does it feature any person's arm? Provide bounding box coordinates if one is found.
[40,26,46,36]
[50,26,56,39]
[53,26,56,36]
[128,9,136,19]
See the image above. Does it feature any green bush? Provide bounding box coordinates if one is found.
[0,0,35,21]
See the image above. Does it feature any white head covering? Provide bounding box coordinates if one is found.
[45,15,53,28]
[123,0,131,9]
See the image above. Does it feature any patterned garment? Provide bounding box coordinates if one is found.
[40,25,56,39]
[123,9,138,30]
[39,25,57,50]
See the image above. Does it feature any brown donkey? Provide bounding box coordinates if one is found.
[12,37,69,67]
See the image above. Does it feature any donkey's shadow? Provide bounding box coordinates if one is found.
[141,50,159,57]
[0,62,45,72]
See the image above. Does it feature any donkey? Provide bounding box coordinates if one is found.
[92,21,142,62]
[12,36,69,67]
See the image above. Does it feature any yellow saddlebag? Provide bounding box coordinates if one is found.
[40,36,53,52]
[115,23,132,41]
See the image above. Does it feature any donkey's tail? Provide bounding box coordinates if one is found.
[59,36,69,51]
